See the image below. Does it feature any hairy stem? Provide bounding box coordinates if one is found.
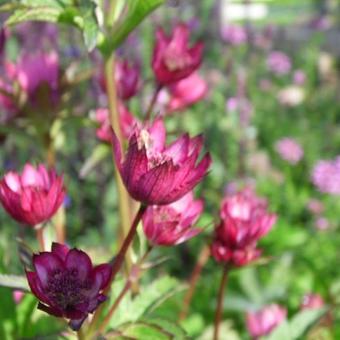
[179,245,210,320]
[213,265,229,340]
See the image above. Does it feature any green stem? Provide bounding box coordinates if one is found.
[35,225,45,252]
[213,265,229,340]
[105,54,134,274]
[145,84,162,121]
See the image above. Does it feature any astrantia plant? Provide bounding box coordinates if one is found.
[0,0,335,339]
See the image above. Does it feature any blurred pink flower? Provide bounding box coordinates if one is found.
[211,188,276,267]
[300,293,324,310]
[221,25,247,45]
[267,51,291,75]
[312,157,340,195]
[246,304,287,339]
[95,104,138,142]
[14,51,59,97]
[275,138,304,165]
[13,290,25,304]
[315,216,330,231]
[306,199,324,215]
[293,70,306,85]
[167,72,208,113]
[152,23,203,85]
[142,191,203,246]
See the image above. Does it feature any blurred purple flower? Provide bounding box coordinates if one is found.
[312,157,340,195]
[315,216,330,231]
[293,70,306,85]
[267,51,291,75]
[275,138,304,165]
[221,25,247,45]
[306,199,324,215]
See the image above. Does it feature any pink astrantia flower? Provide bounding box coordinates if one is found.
[300,293,324,310]
[142,191,203,246]
[100,59,140,100]
[167,72,208,113]
[275,138,304,165]
[312,157,340,195]
[315,216,330,231]
[306,199,324,215]
[13,51,60,99]
[246,304,287,339]
[26,242,112,330]
[111,119,211,205]
[211,188,276,267]
[221,25,247,45]
[0,164,65,226]
[152,24,203,85]
[95,104,138,142]
[267,51,291,75]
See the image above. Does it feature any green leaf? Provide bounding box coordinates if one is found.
[117,318,187,339]
[0,274,29,291]
[108,276,184,330]
[6,7,61,25]
[100,0,164,55]
[290,308,326,339]
[266,320,291,340]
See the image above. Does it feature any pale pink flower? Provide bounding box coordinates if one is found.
[221,25,247,45]
[315,216,330,231]
[300,293,324,310]
[312,157,340,195]
[246,304,287,339]
[267,51,291,75]
[275,138,303,164]
[306,199,324,215]
[293,70,306,85]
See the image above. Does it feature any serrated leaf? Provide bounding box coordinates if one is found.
[0,274,29,291]
[100,0,164,55]
[6,7,61,25]
[290,308,326,339]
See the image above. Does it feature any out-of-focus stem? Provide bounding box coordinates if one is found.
[213,265,229,340]
[77,328,86,340]
[145,84,162,121]
[179,244,211,320]
[105,54,134,274]
[35,226,45,251]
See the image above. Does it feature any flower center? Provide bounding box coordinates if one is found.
[163,46,191,71]
[45,268,91,309]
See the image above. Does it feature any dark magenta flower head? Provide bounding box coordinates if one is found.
[152,23,203,85]
[142,191,203,246]
[0,163,65,226]
[211,188,276,267]
[26,242,112,331]
[111,119,211,205]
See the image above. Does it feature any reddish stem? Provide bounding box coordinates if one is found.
[145,84,162,121]
[179,245,210,320]
[213,265,229,340]
[35,227,45,251]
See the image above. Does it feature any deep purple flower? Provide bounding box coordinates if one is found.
[0,164,65,226]
[246,304,287,339]
[111,119,211,205]
[142,191,203,246]
[211,188,276,267]
[26,243,112,330]
[152,24,203,85]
